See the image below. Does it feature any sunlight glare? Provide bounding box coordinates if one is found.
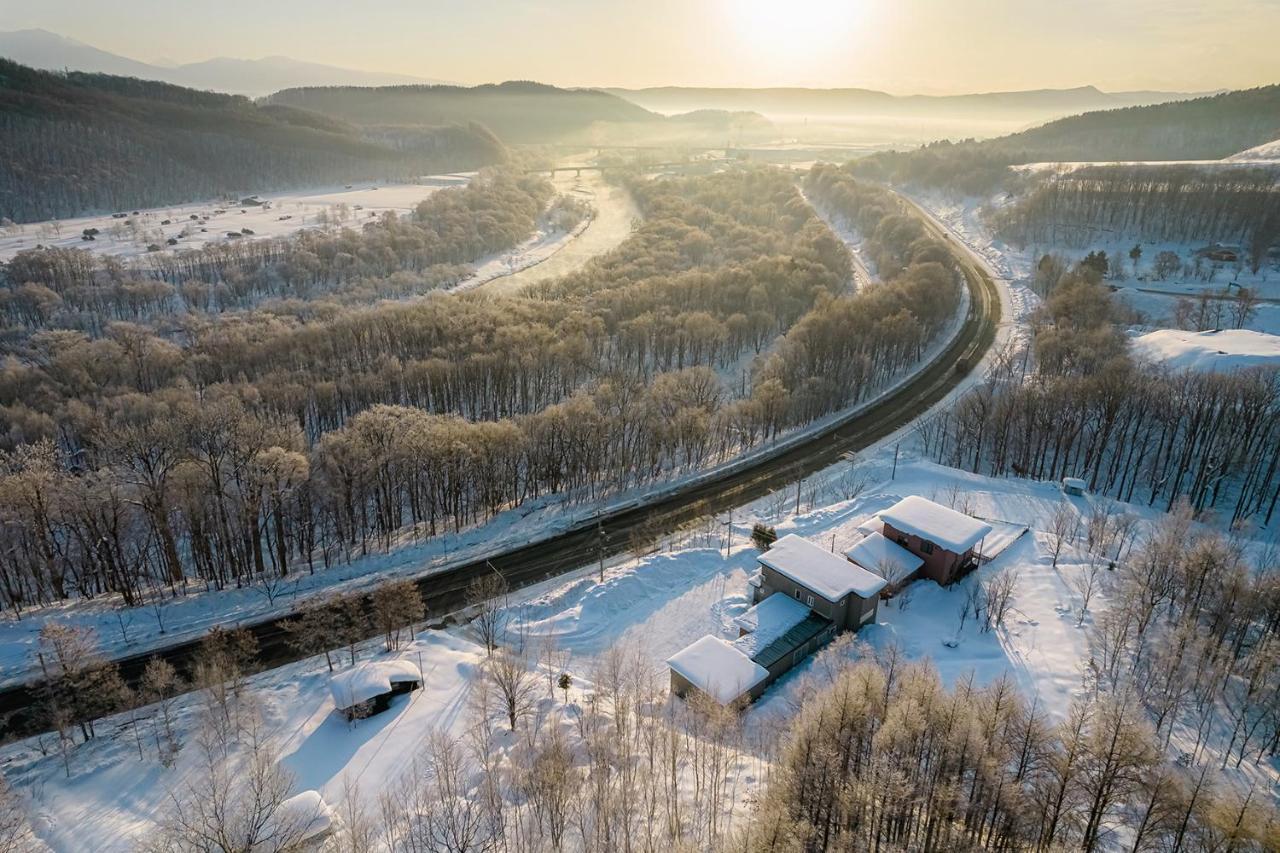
[726,0,863,61]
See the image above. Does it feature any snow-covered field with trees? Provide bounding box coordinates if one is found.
[4,450,1276,850]
[0,180,470,262]
[908,189,1280,336]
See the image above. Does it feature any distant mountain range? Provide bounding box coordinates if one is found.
[606,85,1207,124]
[849,85,1280,193]
[268,81,661,143]
[0,29,449,96]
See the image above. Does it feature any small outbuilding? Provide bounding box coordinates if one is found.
[667,635,768,706]
[274,790,340,847]
[1062,477,1087,496]
[879,496,993,585]
[329,660,422,720]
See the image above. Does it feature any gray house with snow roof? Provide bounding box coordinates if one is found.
[750,533,886,630]
[668,533,885,707]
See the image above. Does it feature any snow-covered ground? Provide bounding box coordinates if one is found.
[1228,138,1280,161]
[0,186,987,689]
[474,170,640,295]
[0,179,473,263]
[800,190,876,291]
[1130,327,1280,372]
[7,451,1274,851]
[906,189,1280,334]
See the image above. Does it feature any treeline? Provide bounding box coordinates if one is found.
[851,84,1280,195]
[0,59,506,223]
[992,165,1280,257]
[0,168,967,611]
[746,649,1279,851]
[918,267,1280,526]
[0,170,554,331]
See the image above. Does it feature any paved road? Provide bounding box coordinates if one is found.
[0,191,1000,741]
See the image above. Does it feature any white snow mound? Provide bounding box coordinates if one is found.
[328,659,422,709]
[1130,328,1280,373]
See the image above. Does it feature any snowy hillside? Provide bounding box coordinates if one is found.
[1227,137,1280,161]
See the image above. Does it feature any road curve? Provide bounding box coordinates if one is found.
[0,189,1000,741]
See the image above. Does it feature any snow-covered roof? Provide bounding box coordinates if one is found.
[1062,477,1087,490]
[667,635,768,704]
[846,531,925,585]
[758,534,888,601]
[1130,329,1280,373]
[732,593,811,658]
[274,790,336,842]
[879,496,993,553]
[329,660,422,709]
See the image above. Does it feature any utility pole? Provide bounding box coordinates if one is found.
[892,443,900,480]
[795,477,803,516]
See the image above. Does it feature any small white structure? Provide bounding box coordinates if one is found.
[1062,477,1088,496]
[758,533,888,602]
[275,790,339,845]
[329,660,422,719]
[667,635,768,705]
[846,531,925,590]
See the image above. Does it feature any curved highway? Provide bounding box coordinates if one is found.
[0,188,1000,740]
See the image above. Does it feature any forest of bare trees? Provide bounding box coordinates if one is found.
[0,169,556,332]
[917,263,1280,528]
[992,165,1280,261]
[0,166,965,613]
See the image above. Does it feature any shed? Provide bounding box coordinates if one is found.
[329,660,422,720]
[667,635,768,706]
[1062,477,1088,496]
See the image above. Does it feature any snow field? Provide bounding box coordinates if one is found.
[0,180,467,263]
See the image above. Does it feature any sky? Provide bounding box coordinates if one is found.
[3,0,1279,94]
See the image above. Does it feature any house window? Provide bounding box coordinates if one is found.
[795,588,802,599]
[920,540,935,555]
[806,594,814,606]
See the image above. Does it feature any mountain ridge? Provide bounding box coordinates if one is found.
[0,28,449,95]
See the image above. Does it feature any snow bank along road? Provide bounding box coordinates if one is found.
[0,188,1001,740]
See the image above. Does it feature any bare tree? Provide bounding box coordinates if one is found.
[281,600,338,672]
[145,710,309,852]
[468,572,510,656]
[0,775,34,853]
[488,648,537,732]
[141,657,184,766]
[982,566,1019,632]
[1074,557,1105,627]
[371,579,425,652]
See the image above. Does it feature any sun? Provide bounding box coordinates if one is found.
[726,0,863,61]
